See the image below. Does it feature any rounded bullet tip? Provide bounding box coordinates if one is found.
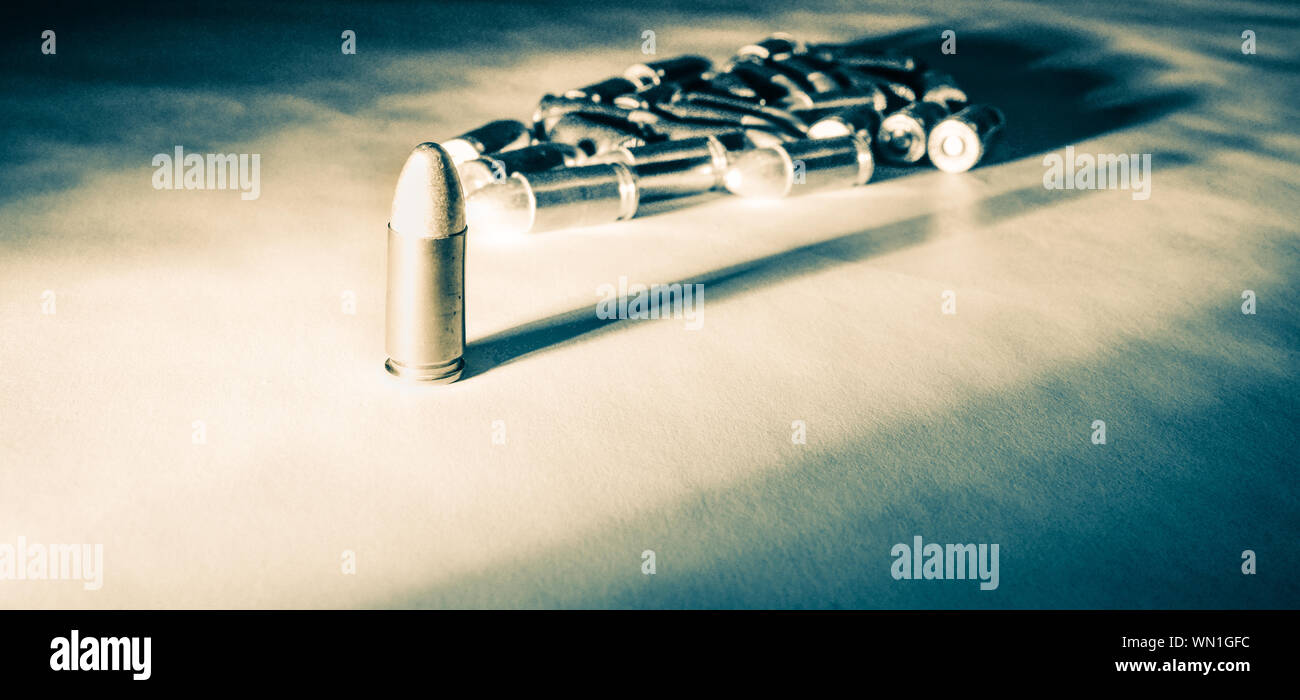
[390,142,467,238]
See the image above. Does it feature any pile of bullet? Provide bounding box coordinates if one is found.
[383,34,1008,383]
[450,33,1007,235]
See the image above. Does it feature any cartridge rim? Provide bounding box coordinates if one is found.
[512,172,540,233]
[609,162,641,220]
[851,133,875,185]
[385,356,465,384]
[878,113,928,164]
[704,135,730,187]
[927,117,981,173]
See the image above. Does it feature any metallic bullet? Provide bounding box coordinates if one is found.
[808,104,881,143]
[466,163,640,235]
[546,113,649,156]
[442,119,530,165]
[532,94,657,135]
[824,67,889,112]
[768,56,840,94]
[877,100,950,164]
[625,55,712,90]
[646,118,790,147]
[676,90,807,130]
[457,142,583,196]
[723,135,872,199]
[806,105,879,185]
[697,71,763,102]
[780,87,884,114]
[654,94,808,139]
[735,33,804,62]
[915,70,968,108]
[608,83,801,142]
[712,130,752,157]
[564,76,639,103]
[807,43,919,73]
[927,104,1006,173]
[588,135,732,200]
[385,143,467,384]
[874,76,918,105]
[726,61,812,107]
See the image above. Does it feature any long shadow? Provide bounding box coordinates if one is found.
[465,147,1196,378]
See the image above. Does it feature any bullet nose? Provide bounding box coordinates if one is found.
[390,142,466,238]
[385,141,468,384]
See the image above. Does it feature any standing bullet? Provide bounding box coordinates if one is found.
[877,100,950,164]
[442,120,531,165]
[466,163,640,235]
[723,135,872,199]
[385,143,467,383]
[927,104,1006,173]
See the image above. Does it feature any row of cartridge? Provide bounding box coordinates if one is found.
[439,33,1006,235]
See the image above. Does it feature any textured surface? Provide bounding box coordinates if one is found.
[1,0,1297,608]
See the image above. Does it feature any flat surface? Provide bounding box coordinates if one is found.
[1,0,1297,608]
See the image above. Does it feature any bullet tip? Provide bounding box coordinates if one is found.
[390,142,466,237]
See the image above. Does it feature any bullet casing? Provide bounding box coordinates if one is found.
[808,104,882,143]
[927,104,1006,173]
[724,135,872,198]
[878,100,950,164]
[589,136,731,200]
[467,163,640,234]
[385,230,465,382]
[783,136,873,190]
